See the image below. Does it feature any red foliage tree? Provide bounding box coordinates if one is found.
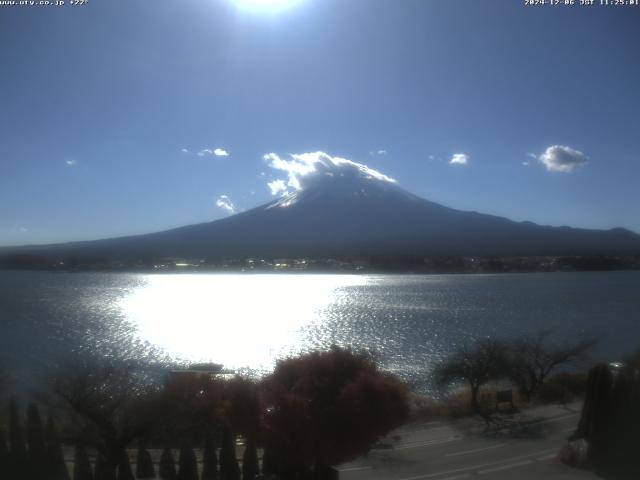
[260,346,409,475]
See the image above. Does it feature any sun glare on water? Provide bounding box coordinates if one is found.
[118,274,366,371]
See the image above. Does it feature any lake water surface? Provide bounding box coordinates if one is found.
[1,270,638,391]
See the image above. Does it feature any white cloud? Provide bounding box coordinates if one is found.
[267,179,287,196]
[538,145,588,173]
[198,147,229,157]
[181,148,189,154]
[65,159,77,166]
[369,149,388,157]
[263,151,396,196]
[449,153,469,166]
[215,195,236,214]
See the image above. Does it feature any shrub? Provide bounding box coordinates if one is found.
[537,372,587,404]
[261,346,409,475]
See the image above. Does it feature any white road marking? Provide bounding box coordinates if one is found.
[535,412,578,425]
[338,465,372,472]
[437,475,471,480]
[536,453,557,461]
[394,436,461,450]
[478,459,533,474]
[395,448,557,480]
[445,443,506,457]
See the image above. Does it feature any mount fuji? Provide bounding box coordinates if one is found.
[4,153,640,261]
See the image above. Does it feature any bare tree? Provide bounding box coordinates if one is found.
[47,357,159,477]
[434,338,507,412]
[505,330,597,402]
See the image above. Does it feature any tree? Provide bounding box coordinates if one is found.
[222,377,260,443]
[156,370,225,444]
[219,426,240,480]
[8,399,28,479]
[94,451,115,480]
[46,415,70,480]
[26,403,47,479]
[49,357,157,476]
[159,447,178,480]
[505,331,597,402]
[201,436,218,480]
[434,338,507,412]
[261,346,409,477]
[241,439,259,480]
[73,445,94,480]
[116,450,135,480]
[135,446,155,479]
[178,444,198,480]
[0,427,9,479]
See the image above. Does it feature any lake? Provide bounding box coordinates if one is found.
[1,270,638,392]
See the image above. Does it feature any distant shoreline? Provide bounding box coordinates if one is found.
[1,253,639,275]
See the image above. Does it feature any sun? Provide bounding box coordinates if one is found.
[230,0,305,13]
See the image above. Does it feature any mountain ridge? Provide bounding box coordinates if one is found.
[2,169,639,261]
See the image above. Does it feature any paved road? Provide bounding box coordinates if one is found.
[339,403,600,480]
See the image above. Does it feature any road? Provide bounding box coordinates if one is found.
[339,402,600,480]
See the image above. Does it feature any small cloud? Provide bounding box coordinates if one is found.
[538,145,588,173]
[369,149,388,157]
[19,226,28,232]
[198,148,229,157]
[267,179,287,196]
[215,195,236,214]
[449,153,469,166]
[428,155,436,161]
[65,159,77,166]
[526,152,537,160]
[522,161,530,166]
[181,148,189,154]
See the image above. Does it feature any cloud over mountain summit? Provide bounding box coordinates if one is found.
[263,151,396,196]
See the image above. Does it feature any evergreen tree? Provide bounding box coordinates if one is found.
[73,445,94,480]
[201,436,218,480]
[116,450,135,480]
[9,399,28,480]
[260,447,277,479]
[94,451,116,480]
[241,439,259,480]
[46,415,70,480]
[135,446,155,479]
[159,447,178,480]
[219,427,240,480]
[178,444,198,480]
[26,403,47,479]
[0,427,9,479]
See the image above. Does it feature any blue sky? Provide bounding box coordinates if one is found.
[1,0,639,246]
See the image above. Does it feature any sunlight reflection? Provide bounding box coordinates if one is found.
[118,274,367,371]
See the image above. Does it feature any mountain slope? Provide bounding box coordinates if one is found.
[5,169,640,260]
